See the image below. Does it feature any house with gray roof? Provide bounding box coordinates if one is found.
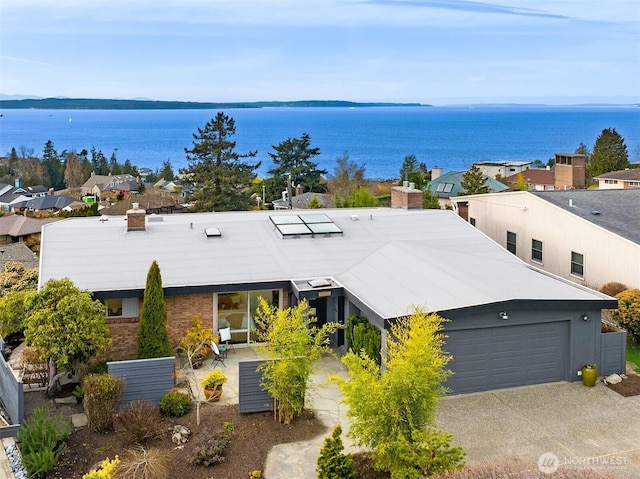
[12,195,83,216]
[0,215,56,245]
[38,188,619,394]
[450,189,640,290]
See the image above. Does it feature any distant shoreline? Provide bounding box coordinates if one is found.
[0,98,427,110]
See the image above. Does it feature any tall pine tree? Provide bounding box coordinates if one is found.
[587,128,629,179]
[137,261,172,359]
[184,112,260,212]
[460,165,490,195]
[267,133,326,199]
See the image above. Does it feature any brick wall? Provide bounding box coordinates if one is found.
[105,293,213,360]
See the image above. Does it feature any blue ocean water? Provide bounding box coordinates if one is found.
[0,106,638,179]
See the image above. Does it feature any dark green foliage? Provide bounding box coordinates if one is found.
[83,373,126,433]
[588,128,629,179]
[317,424,355,479]
[346,315,381,365]
[267,133,326,198]
[18,407,70,478]
[115,400,162,443]
[159,159,175,180]
[159,391,192,417]
[87,358,110,375]
[137,261,172,359]
[57,202,99,218]
[422,188,440,209]
[184,112,260,212]
[399,155,429,190]
[460,165,490,195]
[41,140,65,190]
[188,427,231,466]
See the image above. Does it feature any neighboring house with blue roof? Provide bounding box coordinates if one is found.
[426,170,509,207]
[38,187,619,394]
[451,189,640,290]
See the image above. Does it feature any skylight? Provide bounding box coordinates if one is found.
[269,213,343,238]
[205,227,222,237]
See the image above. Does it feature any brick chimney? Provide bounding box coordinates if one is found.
[391,182,423,209]
[126,203,146,231]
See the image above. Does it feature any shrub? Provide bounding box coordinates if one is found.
[83,456,120,479]
[114,447,167,479]
[201,370,228,389]
[600,282,629,297]
[249,471,263,479]
[346,314,381,365]
[18,407,71,478]
[159,391,192,417]
[87,359,111,375]
[317,424,355,479]
[83,373,126,433]
[115,400,161,443]
[188,427,231,467]
[612,289,640,343]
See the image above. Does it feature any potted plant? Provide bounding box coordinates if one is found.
[201,370,228,401]
[582,363,598,387]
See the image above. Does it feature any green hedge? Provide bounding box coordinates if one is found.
[346,314,381,365]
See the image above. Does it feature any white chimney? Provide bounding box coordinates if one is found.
[409,182,415,190]
[431,167,443,180]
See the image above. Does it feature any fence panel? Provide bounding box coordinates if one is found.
[0,350,23,438]
[600,328,627,376]
[108,357,175,406]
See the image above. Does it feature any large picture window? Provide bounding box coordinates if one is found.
[216,289,281,345]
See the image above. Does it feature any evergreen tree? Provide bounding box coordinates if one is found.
[317,424,355,479]
[267,133,326,197]
[399,154,429,189]
[122,159,138,176]
[159,160,175,181]
[422,188,440,209]
[460,165,490,195]
[109,151,123,175]
[137,261,172,359]
[183,112,260,212]
[42,140,64,189]
[588,128,629,178]
[91,147,109,176]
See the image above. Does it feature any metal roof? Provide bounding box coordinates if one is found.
[531,189,640,245]
[39,208,613,319]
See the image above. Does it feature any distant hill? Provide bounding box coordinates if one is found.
[0,98,427,110]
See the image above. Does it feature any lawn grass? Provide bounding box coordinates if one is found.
[627,342,640,372]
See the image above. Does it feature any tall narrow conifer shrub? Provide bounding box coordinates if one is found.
[137,261,172,358]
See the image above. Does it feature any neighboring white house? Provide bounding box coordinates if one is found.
[450,189,640,289]
[593,169,640,189]
[473,160,531,179]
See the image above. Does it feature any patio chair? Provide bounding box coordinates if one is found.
[210,340,226,368]
[219,326,236,354]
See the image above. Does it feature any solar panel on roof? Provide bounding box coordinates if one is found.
[269,213,343,238]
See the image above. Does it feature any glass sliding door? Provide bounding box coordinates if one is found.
[216,289,281,345]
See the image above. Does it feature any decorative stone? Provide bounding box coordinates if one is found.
[172,425,191,445]
[604,373,623,385]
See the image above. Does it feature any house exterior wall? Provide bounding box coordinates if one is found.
[597,179,640,189]
[461,191,640,289]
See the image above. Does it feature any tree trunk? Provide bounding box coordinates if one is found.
[46,358,63,398]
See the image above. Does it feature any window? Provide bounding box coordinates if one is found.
[531,239,543,263]
[216,290,282,345]
[435,183,445,192]
[629,181,640,187]
[571,252,584,277]
[104,298,138,318]
[604,179,618,185]
[470,217,476,227]
[506,231,517,254]
[443,183,454,193]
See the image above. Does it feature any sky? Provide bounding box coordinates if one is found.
[1,0,639,105]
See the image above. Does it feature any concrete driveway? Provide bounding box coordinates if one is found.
[436,381,640,477]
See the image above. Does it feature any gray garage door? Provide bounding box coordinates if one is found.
[444,321,569,394]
